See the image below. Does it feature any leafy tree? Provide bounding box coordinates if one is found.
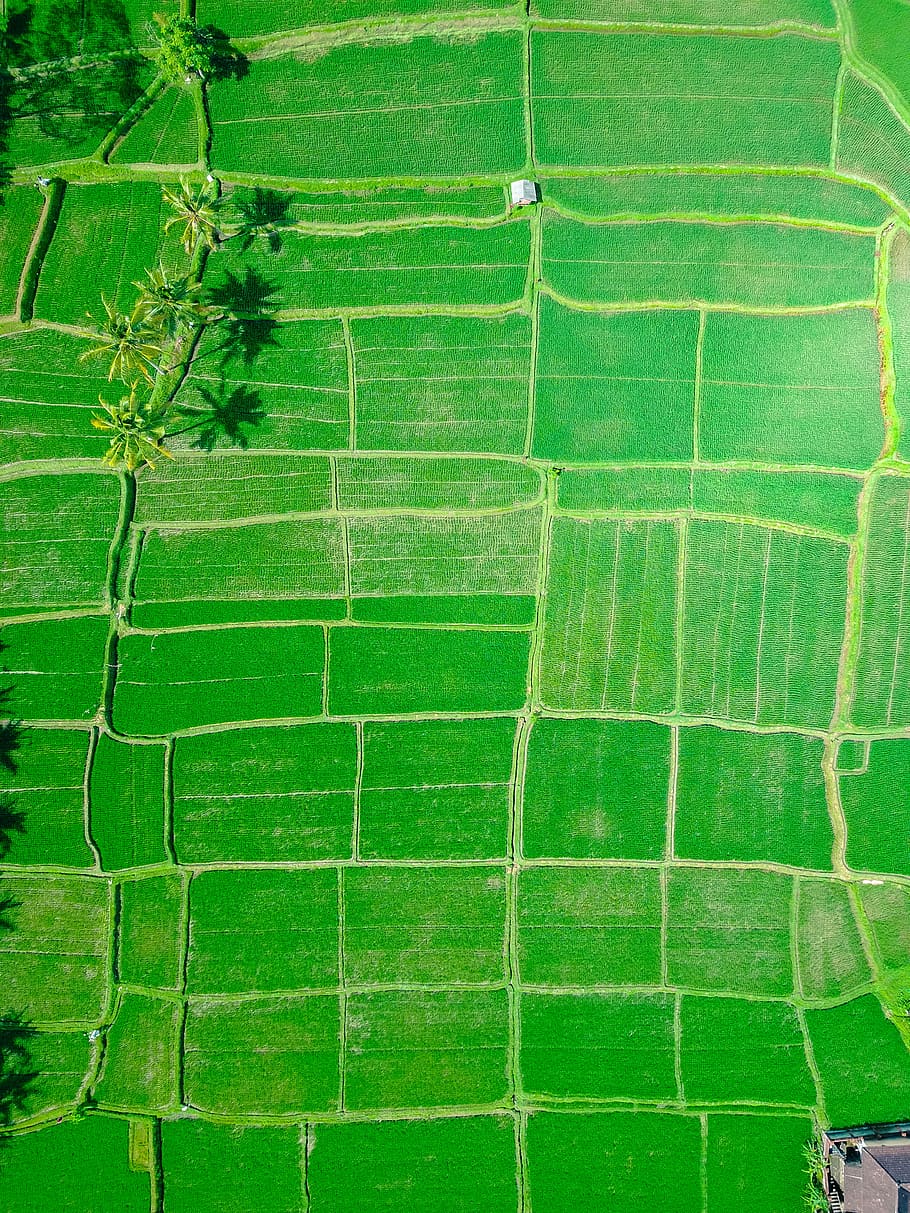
[151,14,218,86]
[134,264,206,336]
[79,297,164,383]
[162,178,222,256]
[91,382,175,471]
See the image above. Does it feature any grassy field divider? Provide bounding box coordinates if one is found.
[16,178,65,323]
[100,74,167,164]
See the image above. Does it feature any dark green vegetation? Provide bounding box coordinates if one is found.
[2,0,910,1209]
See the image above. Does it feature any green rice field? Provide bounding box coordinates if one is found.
[2,0,910,1208]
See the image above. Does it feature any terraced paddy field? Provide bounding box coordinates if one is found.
[3,0,910,1208]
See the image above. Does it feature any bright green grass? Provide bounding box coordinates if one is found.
[223,183,508,226]
[522,716,670,858]
[199,0,517,34]
[691,469,862,536]
[89,735,167,870]
[160,1120,303,1213]
[851,475,910,728]
[209,35,525,179]
[533,0,834,22]
[352,314,531,455]
[674,727,833,868]
[681,520,848,729]
[806,994,910,1123]
[557,466,691,512]
[539,516,679,712]
[359,717,515,860]
[110,87,199,166]
[840,738,910,872]
[700,309,883,469]
[0,187,43,317]
[517,866,663,985]
[93,991,180,1113]
[350,592,536,625]
[795,878,871,999]
[344,866,506,984]
[3,727,92,867]
[307,1116,518,1213]
[344,988,509,1109]
[837,71,910,211]
[533,301,698,462]
[860,881,910,989]
[2,615,108,722]
[173,723,357,862]
[531,31,840,168]
[118,874,184,989]
[845,0,910,111]
[706,1115,815,1213]
[542,214,876,306]
[337,455,541,511]
[889,230,910,460]
[13,1030,93,1124]
[666,867,794,996]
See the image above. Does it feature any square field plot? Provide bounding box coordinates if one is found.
[184,995,340,1115]
[110,87,198,166]
[118,873,184,990]
[209,35,524,180]
[345,988,509,1110]
[3,727,92,867]
[532,302,698,462]
[679,996,816,1106]
[337,456,541,512]
[542,215,875,308]
[12,1029,93,1125]
[539,517,679,713]
[352,315,531,454]
[795,878,870,1000]
[307,1116,518,1213]
[531,31,839,168]
[699,310,883,469]
[706,1114,815,1213]
[93,991,180,1114]
[0,187,44,318]
[681,520,848,729]
[674,727,832,868]
[173,723,356,863]
[187,868,339,994]
[344,866,506,985]
[89,735,167,870]
[161,1120,303,1213]
[328,627,530,715]
[2,616,108,722]
[851,476,910,728]
[840,738,910,874]
[806,995,910,1125]
[0,874,110,1025]
[666,867,794,996]
[522,717,670,859]
[177,320,349,453]
[113,625,325,734]
[359,717,516,860]
[517,866,662,986]
[526,1111,702,1213]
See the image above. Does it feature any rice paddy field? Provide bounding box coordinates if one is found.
[2,0,910,1209]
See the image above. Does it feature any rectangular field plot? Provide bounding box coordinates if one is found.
[666,867,794,996]
[350,593,535,626]
[674,727,832,868]
[700,310,883,469]
[522,717,670,859]
[118,873,184,989]
[679,996,815,1106]
[1,473,119,614]
[173,723,356,862]
[352,314,531,455]
[532,0,835,25]
[161,1120,303,1213]
[3,727,92,867]
[344,866,506,985]
[328,626,530,715]
[840,738,910,874]
[199,0,517,35]
[526,1112,702,1213]
[345,988,509,1110]
[359,717,515,860]
[12,1029,93,1124]
[851,476,910,728]
[706,1115,815,1213]
[222,183,507,227]
[533,301,698,462]
[93,991,179,1113]
[891,233,910,463]
[113,625,325,734]
[337,455,541,512]
[34,182,180,326]
[796,878,870,1000]
[0,187,43,317]
[308,1116,518,1213]
[89,735,167,870]
[692,469,862,537]
[110,87,198,166]
[517,866,662,986]
[557,466,690,513]
[2,615,108,722]
[187,868,338,994]
[860,881,910,986]
[178,318,349,452]
[184,995,340,1115]
[207,221,531,312]
[837,73,910,212]
[209,35,524,180]
[539,517,679,713]
[0,329,111,465]
[531,31,839,169]
[681,520,848,728]
[542,215,875,307]
[806,995,910,1125]
[0,874,110,1025]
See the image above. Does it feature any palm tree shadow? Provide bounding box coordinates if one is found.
[205,267,280,367]
[0,1013,38,1131]
[176,384,267,452]
[230,187,295,254]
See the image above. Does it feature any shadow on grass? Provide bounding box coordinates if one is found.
[171,383,267,451]
[227,187,296,254]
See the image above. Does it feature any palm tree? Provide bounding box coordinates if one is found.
[134,264,206,337]
[162,179,222,256]
[79,297,165,384]
[91,383,175,471]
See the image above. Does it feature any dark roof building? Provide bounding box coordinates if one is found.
[824,1125,910,1213]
